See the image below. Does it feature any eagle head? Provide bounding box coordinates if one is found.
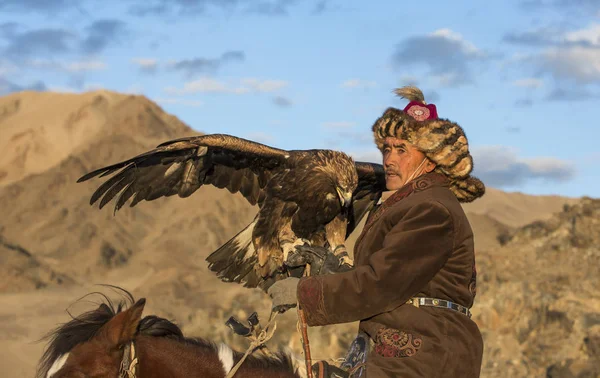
[317,151,357,208]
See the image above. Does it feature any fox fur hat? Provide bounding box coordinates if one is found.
[372,86,485,202]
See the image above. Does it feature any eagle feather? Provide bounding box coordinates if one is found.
[78,133,385,291]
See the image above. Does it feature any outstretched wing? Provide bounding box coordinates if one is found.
[346,161,385,236]
[77,134,291,212]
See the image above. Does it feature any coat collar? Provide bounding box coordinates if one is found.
[354,172,448,251]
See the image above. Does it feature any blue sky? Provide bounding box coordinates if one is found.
[1,0,598,198]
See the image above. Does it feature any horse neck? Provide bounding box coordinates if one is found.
[135,336,225,378]
[134,336,303,378]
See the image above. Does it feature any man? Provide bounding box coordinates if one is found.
[269,86,486,377]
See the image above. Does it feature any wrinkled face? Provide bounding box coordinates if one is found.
[47,340,120,378]
[382,137,434,190]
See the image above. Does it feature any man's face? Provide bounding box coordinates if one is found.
[382,137,431,190]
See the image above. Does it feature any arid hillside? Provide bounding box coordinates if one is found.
[0,90,593,378]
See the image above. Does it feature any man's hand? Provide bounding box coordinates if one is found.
[286,244,353,275]
[267,277,300,313]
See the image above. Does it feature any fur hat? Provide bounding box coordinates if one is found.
[372,86,485,202]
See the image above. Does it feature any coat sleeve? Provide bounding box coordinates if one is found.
[297,199,454,326]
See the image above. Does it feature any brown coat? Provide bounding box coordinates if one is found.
[297,173,483,377]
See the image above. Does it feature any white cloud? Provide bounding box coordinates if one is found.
[512,78,544,88]
[506,24,600,86]
[472,146,576,187]
[430,29,485,57]
[539,46,600,83]
[392,28,491,87]
[341,79,377,89]
[164,77,287,95]
[564,23,600,47]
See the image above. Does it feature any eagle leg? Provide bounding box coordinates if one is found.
[277,219,311,263]
[281,238,311,263]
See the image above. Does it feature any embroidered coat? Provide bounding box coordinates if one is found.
[297,173,483,377]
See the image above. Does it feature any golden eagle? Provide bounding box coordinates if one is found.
[77,134,384,290]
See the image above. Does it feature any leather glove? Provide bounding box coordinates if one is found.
[286,244,353,275]
[267,277,299,313]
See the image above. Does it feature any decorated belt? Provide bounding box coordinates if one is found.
[406,297,472,318]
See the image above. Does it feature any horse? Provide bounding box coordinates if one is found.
[36,289,306,378]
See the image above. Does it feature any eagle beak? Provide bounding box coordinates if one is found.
[337,188,353,207]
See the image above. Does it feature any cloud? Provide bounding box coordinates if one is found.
[504,23,600,48]
[341,79,377,89]
[503,26,564,47]
[312,0,328,14]
[131,58,158,74]
[27,59,107,72]
[246,0,298,15]
[3,28,75,58]
[472,146,576,188]
[505,24,600,100]
[81,20,127,54]
[504,25,600,83]
[0,77,46,95]
[512,78,544,88]
[392,28,492,87]
[164,77,287,95]
[272,96,292,107]
[169,50,245,78]
[129,0,300,17]
[0,0,70,13]
[65,60,107,72]
[537,46,600,84]
[1,20,126,63]
[545,87,599,101]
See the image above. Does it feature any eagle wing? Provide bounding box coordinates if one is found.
[77,134,291,212]
[346,161,385,236]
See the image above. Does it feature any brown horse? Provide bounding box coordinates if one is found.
[37,290,306,378]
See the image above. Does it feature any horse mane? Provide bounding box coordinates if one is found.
[138,315,300,373]
[37,287,301,378]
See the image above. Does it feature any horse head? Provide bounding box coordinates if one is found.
[40,298,145,378]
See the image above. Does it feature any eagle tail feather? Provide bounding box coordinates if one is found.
[206,217,259,285]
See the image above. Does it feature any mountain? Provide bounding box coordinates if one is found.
[0,90,593,378]
[475,197,600,378]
